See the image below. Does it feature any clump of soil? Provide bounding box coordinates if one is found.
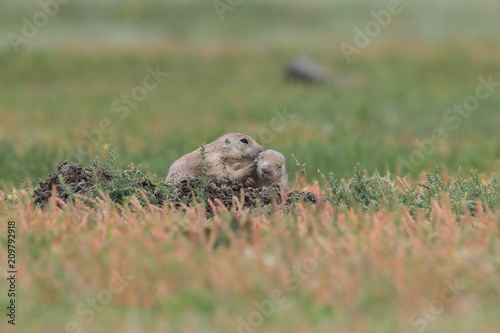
[174,177,317,210]
[33,161,317,210]
[32,161,112,207]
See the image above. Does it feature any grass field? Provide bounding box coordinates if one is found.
[1,0,500,332]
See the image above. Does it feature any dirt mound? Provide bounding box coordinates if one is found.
[32,161,112,207]
[174,178,317,210]
[32,162,317,210]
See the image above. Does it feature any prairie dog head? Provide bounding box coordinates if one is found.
[256,149,287,188]
[217,133,262,162]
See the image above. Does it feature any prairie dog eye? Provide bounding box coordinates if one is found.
[240,138,249,144]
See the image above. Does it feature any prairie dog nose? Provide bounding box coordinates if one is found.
[260,164,272,176]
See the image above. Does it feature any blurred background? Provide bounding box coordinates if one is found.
[1,0,500,190]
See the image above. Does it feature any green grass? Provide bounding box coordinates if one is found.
[1,0,500,189]
[2,49,500,190]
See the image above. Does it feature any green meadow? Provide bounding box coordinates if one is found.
[1,0,500,188]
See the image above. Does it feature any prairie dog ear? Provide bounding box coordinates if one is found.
[225,138,230,145]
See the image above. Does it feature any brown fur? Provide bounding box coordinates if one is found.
[252,149,288,188]
[166,133,262,183]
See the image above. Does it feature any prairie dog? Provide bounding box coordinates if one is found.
[166,133,262,183]
[253,149,288,188]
